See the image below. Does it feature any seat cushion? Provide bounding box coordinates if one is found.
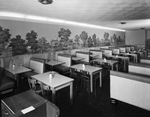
[21,71,38,78]
[54,65,70,74]
[75,61,90,65]
[0,76,15,92]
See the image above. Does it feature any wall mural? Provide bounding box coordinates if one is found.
[0,25,125,57]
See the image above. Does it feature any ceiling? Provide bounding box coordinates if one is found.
[1,0,150,30]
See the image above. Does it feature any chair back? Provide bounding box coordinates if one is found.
[70,68,78,78]
[70,68,76,74]
[80,70,90,80]
[90,61,101,67]
[117,58,124,64]
[102,62,111,69]
[28,78,36,89]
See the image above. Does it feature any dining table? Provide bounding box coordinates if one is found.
[92,58,119,71]
[31,71,74,104]
[45,60,65,71]
[90,54,99,58]
[106,55,129,72]
[122,53,138,63]
[70,64,102,93]
[5,65,32,87]
[72,56,84,61]
[1,89,59,117]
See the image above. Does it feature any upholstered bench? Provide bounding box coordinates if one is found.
[110,71,150,111]
[129,63,150,76]
[90,50,103,58]
[21,57,45,78]
[0,67,16,95]
[75,51,90,65]
[53,54,71,76]
[141,58,150,64]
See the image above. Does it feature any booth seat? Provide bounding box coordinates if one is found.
[112,48,120,55]
[141,58,150,64]
[0,67,16,95]
[89,49,103,59]
[22,57,46,78]
[53,54,71,76]
[129,63,150,76]
[75,51,90,65]
[100,48,113,58]
[110,71,150,111]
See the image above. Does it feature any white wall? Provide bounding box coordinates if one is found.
[125,30,145,45]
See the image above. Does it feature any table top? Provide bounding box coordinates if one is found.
[1,90,45,114]
[45,60,65,66]
[5,66,32,75]
[92,58,118,65]
[32,72,74,88]
[122,53,137,57]
[1,90,59,117]
[107,55,129,60]
[90,54,99,58]
[72,57,84,61]
[71,64,102,74]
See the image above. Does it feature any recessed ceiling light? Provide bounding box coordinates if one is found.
[38,0,53,5]
[120,22,127,24]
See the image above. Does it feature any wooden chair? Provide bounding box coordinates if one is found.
[80,70,99,94]
[116,58,124,71]
[28,78,42,94]
[41,71,59,97]
[21,57,45,91]
[90,61,101,67]
[70,68,81,93]
[101,62,111,79]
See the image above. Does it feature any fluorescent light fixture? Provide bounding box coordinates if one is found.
[26,15,47,21]
[47,18,65,23]
[64,20,125,32]
[0,11,25,18]
[0,11,125,32]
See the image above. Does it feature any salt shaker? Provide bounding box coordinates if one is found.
[82,64,85,70]
[49,73,52,81]
[12,64,15,70]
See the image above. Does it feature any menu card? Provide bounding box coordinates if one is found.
[21,106,35,114]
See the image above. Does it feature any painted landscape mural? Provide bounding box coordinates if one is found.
[0,20,125,57]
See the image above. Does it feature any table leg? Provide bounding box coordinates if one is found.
[135,56,137,63]
[124,59,126,72]
[116,63,118,71]
[111,64,114,70]
[50,65,53,71]
[99,71,102,87]
[15,74,19,88]
[90,74,93,93]
[52,89,56,103]
[70,82,73,105]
